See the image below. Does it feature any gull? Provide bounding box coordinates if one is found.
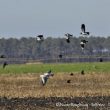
[36,35,44,42]
[40,70,54,86]
[80,39,88,50]
[80,24,90,36]
[65,33,73,43]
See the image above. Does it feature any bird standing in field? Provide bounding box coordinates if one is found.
[67,79,71,83]
[80,24,90,36]
[65,33,73,43]
[81,70,85,75]
[70,73,74,76]
[40,70,54,86]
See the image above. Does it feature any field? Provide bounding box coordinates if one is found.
[0,62,110,109]
[1,62,110,74]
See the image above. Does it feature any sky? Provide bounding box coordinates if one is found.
[0,0,110,38]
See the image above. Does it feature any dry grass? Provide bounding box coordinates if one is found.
[0,72,110,98]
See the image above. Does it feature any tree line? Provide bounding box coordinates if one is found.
[0,36,110,61]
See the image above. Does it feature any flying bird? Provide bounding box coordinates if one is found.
[40,70,54,86]
[99,58,103,62]
[80,39,88,50]
[65,33,73,43]
[59,54,63,58]
[3,62,8,69]
[36,35,44,42]
[0,55,6,58]
[80,24,90,36]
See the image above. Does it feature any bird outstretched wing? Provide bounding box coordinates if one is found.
[81,24,85,33]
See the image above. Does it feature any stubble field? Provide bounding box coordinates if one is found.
[0,62,110,109]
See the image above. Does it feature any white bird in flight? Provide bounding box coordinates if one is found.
[40,70,54,86]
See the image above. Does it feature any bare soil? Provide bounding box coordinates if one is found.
[0,73,110,109]
[0,96,110,110]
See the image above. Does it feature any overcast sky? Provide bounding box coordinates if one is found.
[0,0,110,38]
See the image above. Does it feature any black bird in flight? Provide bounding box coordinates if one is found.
[3,62,8,69]
[0,55,6,58]
[80,24,90,36]
[65,33,73,43]
[80,39,88,50]
[36,35,44,42]
[59,54,63,58]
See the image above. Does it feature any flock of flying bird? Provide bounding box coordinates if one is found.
[40,24,90,86]
[37,24,89,50]
[0,23,90,85]
[0,24,90,85]
[1,23,89,70]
